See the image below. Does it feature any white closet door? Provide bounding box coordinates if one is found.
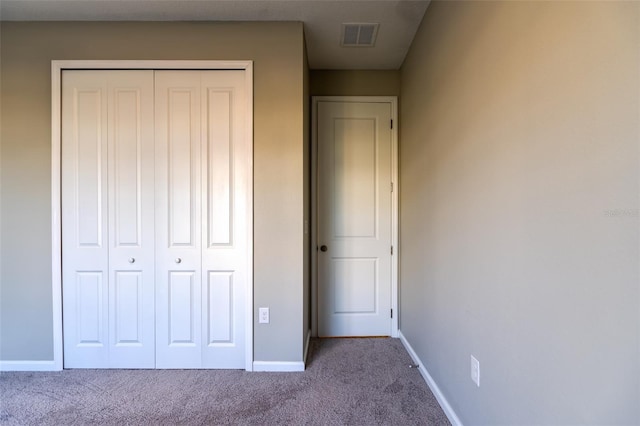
[200,71,247,368]
[62,70,155,368]
[155,70,247,369]
[63,68,248,369]
[155,71,204,368]
[62,71,109,368]
[106,72,156,368]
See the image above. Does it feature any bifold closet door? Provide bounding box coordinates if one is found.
[155,71,247,369]
[63,69,248,369]
[62,71,155,368]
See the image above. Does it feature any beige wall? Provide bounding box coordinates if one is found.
[400,1,639,424]
[310,70,400,96]
[0,21,306,363]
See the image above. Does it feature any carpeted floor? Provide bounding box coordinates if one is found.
[0,338,450,425]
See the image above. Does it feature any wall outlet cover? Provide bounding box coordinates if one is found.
[471,355,480,387]
[259,307,270,324]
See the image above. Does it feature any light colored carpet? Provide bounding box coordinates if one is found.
[0,338,450,425]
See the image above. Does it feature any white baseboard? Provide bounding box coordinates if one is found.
[398,331,463,426]
[303,329,311,365]
[252,361,305,372]
[0,360,60,372]
[253,330,311,373]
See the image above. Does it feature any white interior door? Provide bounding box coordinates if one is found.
[317,100,393,337]
[155,71,247,369]
[62,70,155,368]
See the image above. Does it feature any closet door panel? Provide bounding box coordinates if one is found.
[155,71,203,368]
[201,71,247,369]
[62,71,110,368]
[63,70,155,368]
[107,71,155,368]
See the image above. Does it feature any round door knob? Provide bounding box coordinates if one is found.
[320,245,328,252]
[128,258,135,263]
[175,258,182,264]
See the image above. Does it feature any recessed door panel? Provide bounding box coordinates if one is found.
[207,271,233,344]
[333,118,377,239]
[113,89,142,247]
[168,89,198,247]
[206,89,233,247]
[75,90,104,247]
[169,271,197,345]
[76,271,105,345]
[332,258,377,314]
[113,271,143,344]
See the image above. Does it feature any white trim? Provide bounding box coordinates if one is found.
[51,61,64,372]
[311,99,319,336]
[398,331,463,426]
[311,96,399,338]
[51,60,254,371]
[51,60,252,70]
[252,361,305,372]
[303,328,311,364]
[0,361,58,372]
[243,62,254,372]
[389,98,399,338]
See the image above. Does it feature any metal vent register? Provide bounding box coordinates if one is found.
[341,23,379,47]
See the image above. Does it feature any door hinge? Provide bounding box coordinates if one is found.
[391,309,393,319]
[390,119,393,129]
[391,182,394,192]
[391,246,394,255]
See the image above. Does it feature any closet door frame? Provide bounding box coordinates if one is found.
[51,60,254,371]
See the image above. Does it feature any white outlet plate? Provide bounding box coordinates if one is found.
[259,307,270,324]
[471,355,480,387]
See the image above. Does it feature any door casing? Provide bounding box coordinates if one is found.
[311,96,399,338]
[51,60,254,371]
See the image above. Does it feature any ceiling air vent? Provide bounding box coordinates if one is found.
[341,23,379,47]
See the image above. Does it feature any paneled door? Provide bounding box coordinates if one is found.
[154,71,248,369]
[317,100,393,337]
[62,69,249,369]
[62,71,156,368]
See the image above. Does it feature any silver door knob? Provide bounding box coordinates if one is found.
[128,258,135,263]
[175,258,182,264]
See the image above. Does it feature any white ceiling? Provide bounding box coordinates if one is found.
[0,0,431,69]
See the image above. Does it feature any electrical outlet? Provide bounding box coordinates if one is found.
[471,355,480,387]
[259,307,270,324]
